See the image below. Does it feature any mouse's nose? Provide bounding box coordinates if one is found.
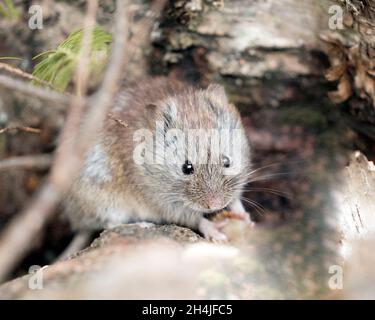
[206,195,224,210]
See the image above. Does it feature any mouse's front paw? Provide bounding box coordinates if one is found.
[198,218,228,242]
[230,211,254,226]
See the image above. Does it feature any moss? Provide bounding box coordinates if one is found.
[281,106,329,130]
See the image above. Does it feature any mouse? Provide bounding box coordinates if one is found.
[64,77,253,242]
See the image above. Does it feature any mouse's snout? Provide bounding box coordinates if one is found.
[205,194,225,211]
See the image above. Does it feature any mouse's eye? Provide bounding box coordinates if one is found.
[182,160,194,175]
[221,155,231,168]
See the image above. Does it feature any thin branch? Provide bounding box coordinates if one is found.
[56,231,92,261]
[0,62,56,89]
[0,0,167,284]
[78,0,167,151]
[0,74,69,105]
[108,113,128,128]
[0,126,41,134]
[0,0,101,283]
[0,154,52,171]
[0,73,129,125]
[51,0,99,184]
[0,0,167,113]
[78,1,129,152]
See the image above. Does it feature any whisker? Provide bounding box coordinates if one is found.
[240,197,267,216]
[241,187,292,199]
[246,162,283,176]
[247,172,292,183]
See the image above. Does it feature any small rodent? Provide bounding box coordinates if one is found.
[64,77,252,241]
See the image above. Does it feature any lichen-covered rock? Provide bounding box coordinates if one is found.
[0,221,340,299]
[334,152,375,298]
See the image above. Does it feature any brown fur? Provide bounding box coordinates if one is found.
[64,77,252,241]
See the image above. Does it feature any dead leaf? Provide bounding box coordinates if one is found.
[325,63,347,82]
[328,72,353,103]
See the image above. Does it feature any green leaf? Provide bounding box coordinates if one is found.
[32,26,113,92]
[0,0,19,20]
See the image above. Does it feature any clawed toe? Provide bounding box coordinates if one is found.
[199,218,229,242]
[232,211,252,224]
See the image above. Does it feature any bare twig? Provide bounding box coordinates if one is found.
[0,62,56,89]
[56,231,92,261]
[78,0,167,149]
[78,2,129,151]
[0,126,41,134]
[0,0,166,283]
[108,113,128,128]
[0,74,69,105]
[0,154,52,171]
[0,0,167,113]
[51,0,99,184]
[0,0,101,283]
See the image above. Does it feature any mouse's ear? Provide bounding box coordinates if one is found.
[206,84,228,104]
[145,103,157,117]
[145,100,177,132]
[143,103,159,128]
[161,101,178,131]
